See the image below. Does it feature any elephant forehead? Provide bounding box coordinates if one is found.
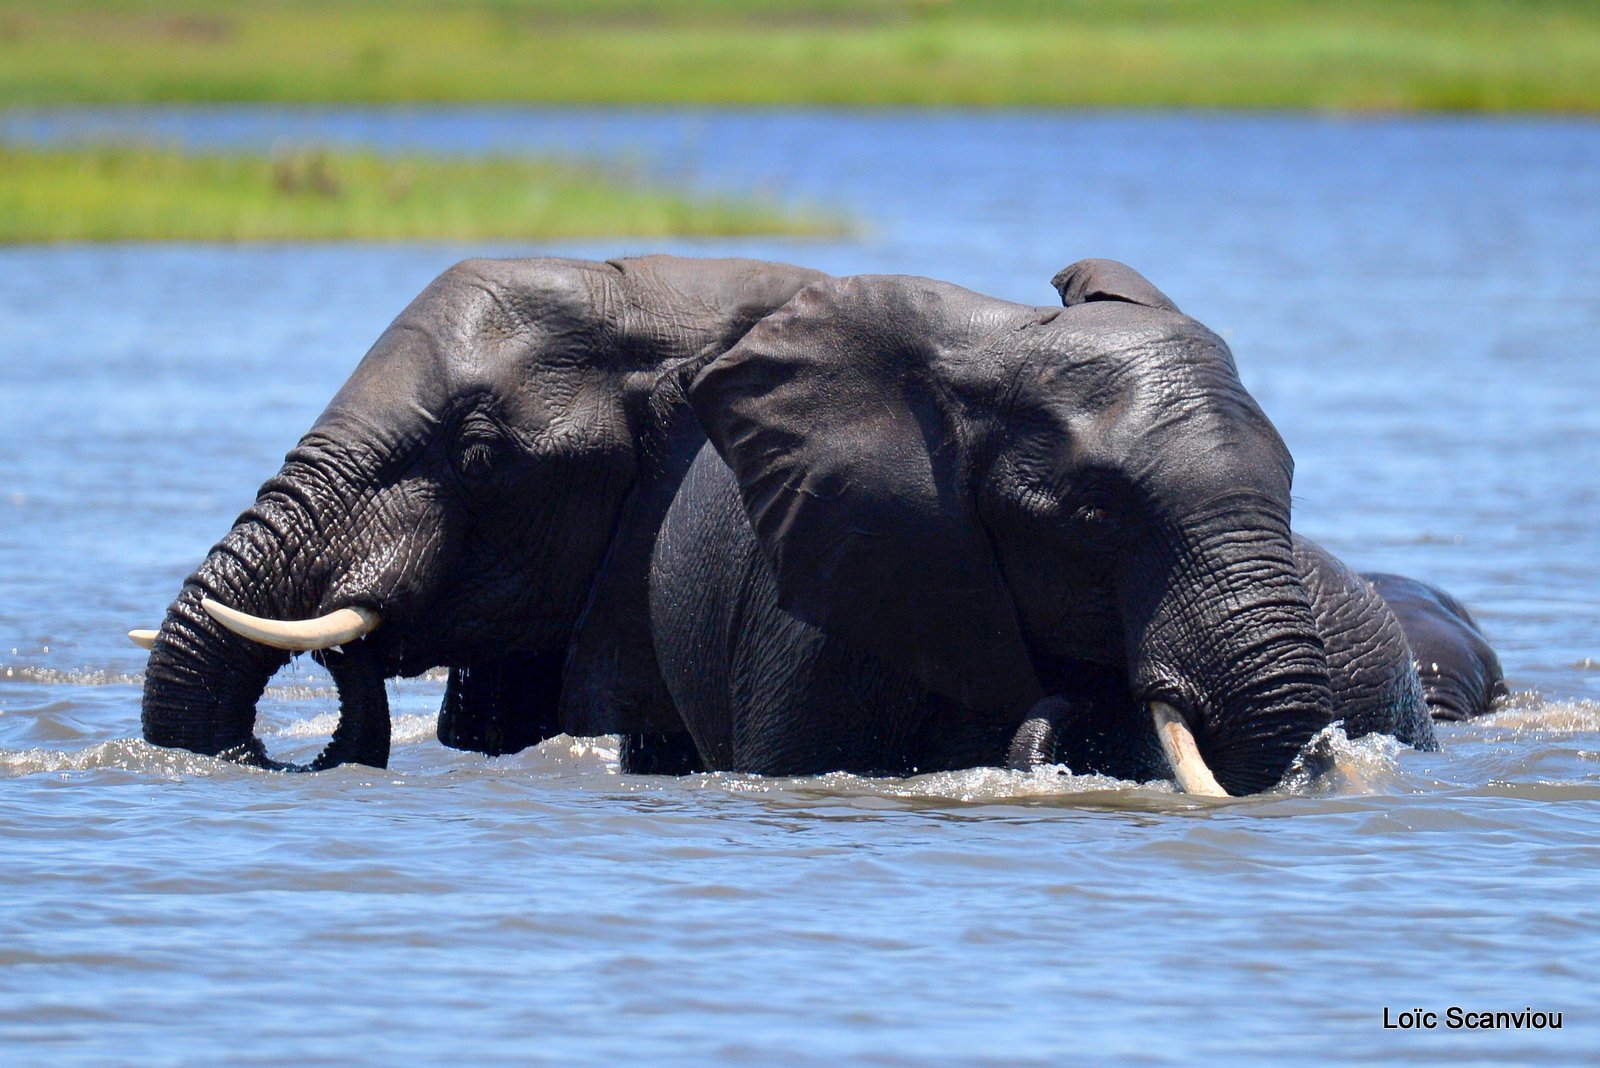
[993,369,1290,513]
[995,340,1178,458]
[319,325,619,455]
[1021,313,1264,429]
[444,327,614,416]
[513,375,635,450]
[436,256,596,326]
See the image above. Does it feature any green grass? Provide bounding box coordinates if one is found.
[0,144,843,243]
[0,1,1597,110]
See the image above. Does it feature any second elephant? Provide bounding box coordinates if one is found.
[651,263,1337,796]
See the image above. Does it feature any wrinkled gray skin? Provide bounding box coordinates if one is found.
[651,261,1336,796]
[999,269,1449,780]
[141,254,823,770]
[1295,538,1437,745]
[1363,572,1507,721]
[1007,534,1440,780]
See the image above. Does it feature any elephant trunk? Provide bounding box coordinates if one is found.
[1127,513,1334,796]
[141,468,391,770]
[142,531,292,764]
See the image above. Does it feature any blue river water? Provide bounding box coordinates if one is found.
[1,109,1597,1064]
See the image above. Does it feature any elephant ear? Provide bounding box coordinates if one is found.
[1051,258,1180,313]
[689,276,1043,714]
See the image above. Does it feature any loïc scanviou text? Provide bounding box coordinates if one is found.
[1383,1007,1563,1030]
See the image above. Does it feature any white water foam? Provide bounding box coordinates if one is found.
[266,710,439,746]
[2,666,143,686]
[693,725,1412,806]
[1475,693,1600,734]
[0,737,232,778]
[1277,725,1405,796]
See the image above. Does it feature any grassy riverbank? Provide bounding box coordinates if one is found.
[0,1,1597,111]
[0,145,839,243]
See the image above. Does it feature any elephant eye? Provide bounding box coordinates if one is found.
[1070,503,1122,547]
[457,440,497,482]
[454,408,507,485]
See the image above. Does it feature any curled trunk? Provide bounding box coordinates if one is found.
[142,576,288,763]
[141,478,390,770]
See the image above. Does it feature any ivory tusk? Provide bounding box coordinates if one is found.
[1150,700,1230,798]
[128,629,159,650]
[201,598,381,652]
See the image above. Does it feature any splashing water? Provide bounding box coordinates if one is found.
[3,110,1598,1063]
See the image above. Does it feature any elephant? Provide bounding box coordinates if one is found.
[1004,533,1439,782]
[1296,537,1437,746]
[649,260,1340,797]
[134,254,824,771]
[1054,264,1489,736]
[1363,572,1507,721]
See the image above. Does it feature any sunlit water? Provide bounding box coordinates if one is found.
[1,111,1597,1064]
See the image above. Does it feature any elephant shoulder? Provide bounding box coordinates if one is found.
[1364,571,1480,630]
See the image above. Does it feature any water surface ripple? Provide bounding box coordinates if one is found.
[1,110,1596,1064]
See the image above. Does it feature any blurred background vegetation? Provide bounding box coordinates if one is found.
[3,0,1596,110]
[0,144,844,242]
[3,1,1595,242]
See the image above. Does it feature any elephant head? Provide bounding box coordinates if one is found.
[138,254,823,769]
[688,262,1333,795]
